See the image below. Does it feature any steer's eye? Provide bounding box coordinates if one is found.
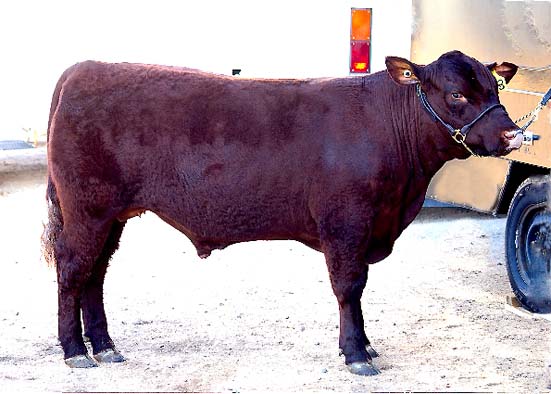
[451,92,464,100]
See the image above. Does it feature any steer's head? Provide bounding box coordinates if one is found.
[385,50,523,158]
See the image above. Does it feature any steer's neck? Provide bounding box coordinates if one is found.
[386,81,465,183]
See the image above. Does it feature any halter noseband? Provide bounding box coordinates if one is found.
[415,84,504,157]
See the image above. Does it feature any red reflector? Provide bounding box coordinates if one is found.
[350,41,370,73]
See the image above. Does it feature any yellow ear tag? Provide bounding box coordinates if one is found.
[492,70,507,92]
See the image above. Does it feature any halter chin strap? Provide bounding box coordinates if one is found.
[415,84,504,157]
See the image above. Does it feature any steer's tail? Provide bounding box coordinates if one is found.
[42,177,63,267]
[41,64,77,267]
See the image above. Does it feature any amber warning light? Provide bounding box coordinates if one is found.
[350,8,371,74]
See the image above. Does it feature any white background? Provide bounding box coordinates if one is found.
[0,0,412,138]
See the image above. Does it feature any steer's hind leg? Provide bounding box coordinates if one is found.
[56,217,112,368]
[81,220,126,364]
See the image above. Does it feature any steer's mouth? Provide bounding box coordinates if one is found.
[483,130,524,157]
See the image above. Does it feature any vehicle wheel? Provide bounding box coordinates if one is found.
[505,175,551,313]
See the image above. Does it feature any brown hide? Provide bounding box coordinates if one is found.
[44,51,520,373]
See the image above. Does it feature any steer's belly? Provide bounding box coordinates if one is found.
[152,205,321,258]
[135,174,319,258]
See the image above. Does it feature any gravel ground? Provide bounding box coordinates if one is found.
[0,178,550,392]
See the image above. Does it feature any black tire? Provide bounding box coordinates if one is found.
[505,175,551,313]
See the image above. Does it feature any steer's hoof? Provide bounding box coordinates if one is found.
[93,348,126,363]
[366,345,379,358]
[347,361,381,376]
[65,354,98,368]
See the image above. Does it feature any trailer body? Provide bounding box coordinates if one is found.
[412,0,551,213]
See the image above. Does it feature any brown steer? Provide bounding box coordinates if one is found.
[43,51,522,375]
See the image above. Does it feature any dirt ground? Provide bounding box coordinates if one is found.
[1,177,550,393]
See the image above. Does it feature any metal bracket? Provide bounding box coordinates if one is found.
[452,129,465,144]
[521,130,541,146]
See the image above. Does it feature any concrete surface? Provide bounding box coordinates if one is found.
[0,146,47,195]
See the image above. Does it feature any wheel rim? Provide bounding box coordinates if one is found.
[517,203,551,290]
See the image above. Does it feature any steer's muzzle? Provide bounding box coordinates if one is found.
[504,129,524,151]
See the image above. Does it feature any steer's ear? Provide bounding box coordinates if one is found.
[385,56,423,85]
[488,62,518,84]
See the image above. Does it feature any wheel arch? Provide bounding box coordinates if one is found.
[497,161,549,215]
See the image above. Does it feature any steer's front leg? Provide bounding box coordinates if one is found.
[329,260,379,375]
[319,217,380,376]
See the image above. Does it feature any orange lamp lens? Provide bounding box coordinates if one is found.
[351,8,371,40]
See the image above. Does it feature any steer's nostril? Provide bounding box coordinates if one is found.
[504,129,523,139]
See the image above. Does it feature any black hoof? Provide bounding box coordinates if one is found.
[65,354,98,368]
[347,361,381,376]
[93,348,126,363]
[366,344,379,358]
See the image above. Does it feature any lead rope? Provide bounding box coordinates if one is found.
[512,86,551,134]
[451,131,479,157]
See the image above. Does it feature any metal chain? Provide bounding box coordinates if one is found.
[504,65,551,125]
[513,108,538,125]
[514,103,544,131]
